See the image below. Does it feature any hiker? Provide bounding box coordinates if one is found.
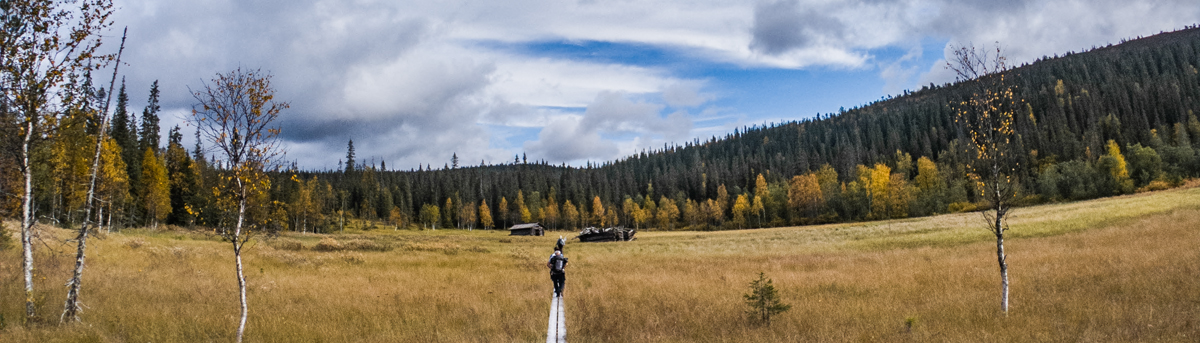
[555,235,566,251]
[547,249,569,297]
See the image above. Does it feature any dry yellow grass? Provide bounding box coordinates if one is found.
[2,186,1199,342]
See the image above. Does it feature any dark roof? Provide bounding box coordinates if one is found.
[508,223,543,230]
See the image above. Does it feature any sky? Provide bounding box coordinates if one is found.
[106,0,1200,171]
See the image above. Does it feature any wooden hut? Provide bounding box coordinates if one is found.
[508,223,545,236]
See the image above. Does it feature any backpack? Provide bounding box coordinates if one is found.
[550,255,566,273]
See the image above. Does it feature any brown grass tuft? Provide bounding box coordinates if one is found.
[312,237,344,251]
[342,239,391,252]
[124,237,146,249]
[268,238,305,251]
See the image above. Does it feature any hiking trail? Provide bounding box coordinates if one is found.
[546,294,566,343]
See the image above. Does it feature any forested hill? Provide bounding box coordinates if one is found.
[21,26,1200,233]
[253,25,1199,233]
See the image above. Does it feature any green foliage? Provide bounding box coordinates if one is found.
[744,272,791,325]
[419,204,440,229]
[1097,140,1134,195]
[1125,143,1163,187]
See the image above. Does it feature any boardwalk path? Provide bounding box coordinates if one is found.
[546,295,566,343]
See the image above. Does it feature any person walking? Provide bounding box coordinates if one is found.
[547,249,569,297]
[555,235,566,252]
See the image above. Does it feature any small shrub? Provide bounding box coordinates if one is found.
[744,272,790,326]
[904,316,919,333]
[313,237,345,251]
[1138,180,1172,192]
[948,201,978,213]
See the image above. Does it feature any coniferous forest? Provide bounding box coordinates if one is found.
[6,27,1200,234]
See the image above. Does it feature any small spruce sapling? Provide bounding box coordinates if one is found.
[744,272,791,325]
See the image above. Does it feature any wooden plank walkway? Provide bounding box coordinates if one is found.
[546,295,566,343]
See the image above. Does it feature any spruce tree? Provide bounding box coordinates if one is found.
[345,139,356,173]
[139,80,161,153]
[109,80,139,184]
[744,272,791,325]
[165,126,197,225]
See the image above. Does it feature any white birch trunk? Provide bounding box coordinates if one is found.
[61,33,124,322]
[21,119,36,322]
[63,111,109,321]
[992,176,1010,315]
[997,227,1009,314]
[234,193,249,343]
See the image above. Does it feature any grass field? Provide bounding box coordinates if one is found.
[2,186,1200,342]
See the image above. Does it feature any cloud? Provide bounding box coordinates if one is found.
[909,0,1200,85]
[525,91,697,162]
[524,116,620,163]
[750,0,845,56]
[486,54,678,110]
[879,45,923,95]
[107,0,1200,169]
[662,81,713,108]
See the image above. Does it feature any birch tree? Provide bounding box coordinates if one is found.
[60,29,125,323]
[1,0,115,323]
[947,43,1021,315]
[191,68,288,342]
[478,200,493,229]
[141,146,169,229]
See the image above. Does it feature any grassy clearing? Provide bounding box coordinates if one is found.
[2,186,1200,342]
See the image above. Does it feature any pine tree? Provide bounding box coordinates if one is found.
[744,272,791,326]
[165,126,197,226]
[109,80,137,173]
[139,80,161,153]
[345,139,356,173]
[111,81,142,221]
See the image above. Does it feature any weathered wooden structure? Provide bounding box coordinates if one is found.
[508,223,545,236]
[575,226,636,242]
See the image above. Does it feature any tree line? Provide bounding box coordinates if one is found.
[235,27,1200,234]
[7,29,1200,236]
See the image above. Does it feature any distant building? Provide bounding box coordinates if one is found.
[508,223,545,236]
